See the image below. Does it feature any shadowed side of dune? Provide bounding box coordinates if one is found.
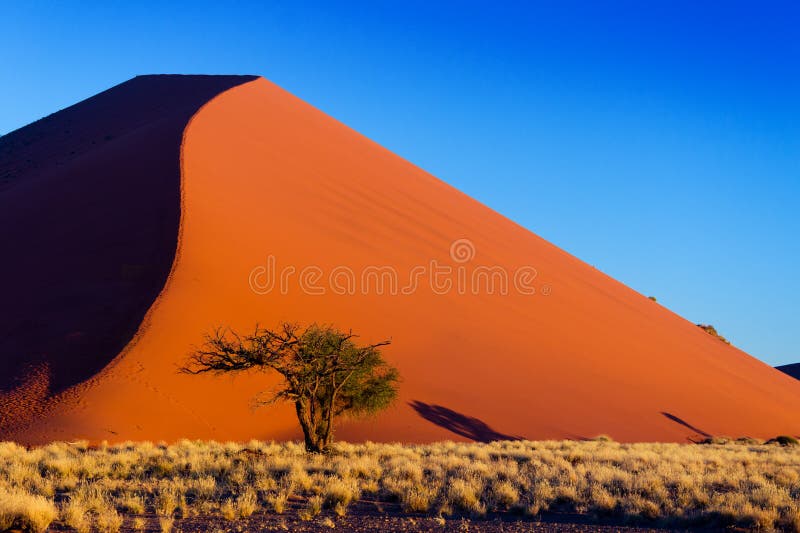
[777,363,800,380]
[0,75,257,418]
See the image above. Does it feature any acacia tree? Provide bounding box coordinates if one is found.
[181,322,399,453]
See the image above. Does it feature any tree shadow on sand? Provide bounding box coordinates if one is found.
[409,400,523,442]
[661,411,711,440]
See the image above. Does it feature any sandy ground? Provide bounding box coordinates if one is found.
[49,503,710,533]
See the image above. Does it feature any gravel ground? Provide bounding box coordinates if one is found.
[51,501,724,533]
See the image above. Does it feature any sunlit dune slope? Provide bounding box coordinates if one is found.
[3,76,800,444]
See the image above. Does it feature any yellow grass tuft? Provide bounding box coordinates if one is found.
[236,487,259,518]
[0,491,58,533]
[158,515,174,532]
[95,504,124,533]
[61,499,91,533]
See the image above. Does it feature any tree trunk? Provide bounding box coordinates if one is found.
[313,398,334,454]
[295,400,324,453]
[317,391,336,452]
[314,412,333,453]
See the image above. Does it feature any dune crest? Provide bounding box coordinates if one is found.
[2,76,799,444]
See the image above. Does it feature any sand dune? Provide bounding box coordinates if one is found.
[2,75,799,444]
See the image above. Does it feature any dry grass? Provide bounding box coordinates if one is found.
[158,515,174,532]
[0,490,58,532]
[1,438,800,530]
[95,505,124,532]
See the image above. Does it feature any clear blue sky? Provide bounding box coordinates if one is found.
[2,1,798,365]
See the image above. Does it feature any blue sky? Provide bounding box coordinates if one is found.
[1,1,798,365]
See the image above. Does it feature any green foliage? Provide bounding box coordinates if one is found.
[182,322,399,453]
[766,435,799,447]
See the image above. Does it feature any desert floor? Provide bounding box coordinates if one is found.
[2,438,799,532]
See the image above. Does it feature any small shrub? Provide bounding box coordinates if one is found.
[323,477,360,509]
[697,324,730,344]
[527,481,555,515]
[266,490,289,514]
[117,494,145,514]
[159,515,174,532]
[490,480,519,509]
[300,495,323,520]
[95,505,124,533]
[219,499,237,520]
[766,435,800,446]
[155,487,180,516]
[446,478,485,515]
[0,492,58,533]
[589,487,618,514]
[402,484,438,513]
[61,499,91,533]
[698,436,731,445]
[236,488,258,518]
[333,501,348,517]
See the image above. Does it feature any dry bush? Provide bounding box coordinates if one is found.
[0,491,58,533]
[236,487,258,518]
[265,484,292,514]
[322,475,360,509]
[61,499,91,533]
[116,493,145,515]
[300,495,323,520]
[219,498,237,520]
[154,482,184,517]
[95,504,124,533]
[401,482,440,513]
[446,477,486,515]
[490,479,519,509]
[158,515,174,532]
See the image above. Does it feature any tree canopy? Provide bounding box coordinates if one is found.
[181,322,399,453]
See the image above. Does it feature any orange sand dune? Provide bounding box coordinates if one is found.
[2,76,800,444]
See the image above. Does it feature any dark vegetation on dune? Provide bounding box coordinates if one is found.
[696,324,730,344]
[0,75,256,420]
